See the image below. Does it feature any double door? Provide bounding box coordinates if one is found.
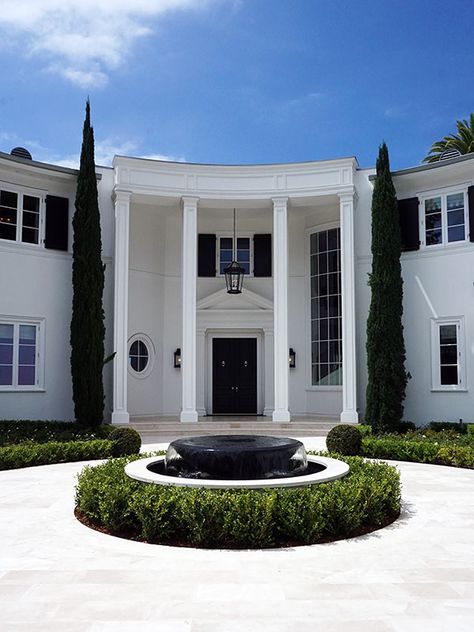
[212,338,257,414]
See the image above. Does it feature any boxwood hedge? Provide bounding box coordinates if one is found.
[75,454,401,548]
[0,439,114,471]
[361,435,474,469]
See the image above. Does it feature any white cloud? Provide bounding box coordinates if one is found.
[53,138,185,167]
[0,0,207,88]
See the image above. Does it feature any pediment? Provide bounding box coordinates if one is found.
[197,287,273,311]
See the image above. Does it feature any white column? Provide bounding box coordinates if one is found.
[196,328,206,415]
[272,197,290,422]
[112,190,131,424]
[263,328,274,417]
[180,196,199,422]
[339,193,359,423]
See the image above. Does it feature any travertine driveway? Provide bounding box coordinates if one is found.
[0,437,473,631]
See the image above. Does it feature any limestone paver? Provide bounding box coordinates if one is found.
[0,437,473,631]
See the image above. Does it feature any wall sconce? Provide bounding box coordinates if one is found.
[288,348,296,368]
[174,348,181,368]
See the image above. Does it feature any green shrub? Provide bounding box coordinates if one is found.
[0,439,114,471]
[356,424,372,437]
[109,427,142,456]
[429,421,467,434]
[0,420,112,447]
[326,425,362,456]
[361,435,474,469]
[75,454,401,548]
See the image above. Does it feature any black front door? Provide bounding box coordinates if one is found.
[212,338,257,414]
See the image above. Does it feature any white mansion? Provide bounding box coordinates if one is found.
[1,147,473,426]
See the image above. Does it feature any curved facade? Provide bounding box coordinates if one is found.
[1,149,473,425]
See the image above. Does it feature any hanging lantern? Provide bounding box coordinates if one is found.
[225,208,245,294]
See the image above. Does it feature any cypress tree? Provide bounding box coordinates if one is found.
[365,143,408,432]
[70,100,105,426]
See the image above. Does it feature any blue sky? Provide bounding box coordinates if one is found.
[0,0,473,170]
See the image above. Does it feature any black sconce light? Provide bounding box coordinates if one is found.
[174,348,182,368]
[288,348,296,368]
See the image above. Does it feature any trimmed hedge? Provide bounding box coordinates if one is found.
[109,427,142,457]
[326,425,362,455]
[75,455,401,548]
[361,435,474,469]
[0,420,112,446]
[0,439,114,471]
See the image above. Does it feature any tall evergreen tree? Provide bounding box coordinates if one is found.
[365,143,408,432]
[70,100,105,426]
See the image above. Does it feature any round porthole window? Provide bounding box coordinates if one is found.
[128,334,155,378]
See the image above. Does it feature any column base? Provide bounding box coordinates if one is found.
[111,411,130,425]
[273,410,291,422]
[340,410,359,424]
[180,410,198,423]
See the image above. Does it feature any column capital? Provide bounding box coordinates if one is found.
[181,196,200,208]
[272,196,289,209]
[113,188,133,204]
[338,189,358,205]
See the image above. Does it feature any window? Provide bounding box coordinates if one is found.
[128,334,154,377]
[422,190,467,247]
[310,227,342,386]
[218,236,251,275]
[0,187,42,245]
[431,318,466,390]
[0,319,42,390]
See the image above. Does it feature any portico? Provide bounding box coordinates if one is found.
[110,157,359,425]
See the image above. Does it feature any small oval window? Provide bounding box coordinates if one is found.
[129,339,149,373]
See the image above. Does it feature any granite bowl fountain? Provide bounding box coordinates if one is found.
[125,434,349,489]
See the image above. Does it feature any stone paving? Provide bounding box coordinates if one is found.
[0,437,473,631]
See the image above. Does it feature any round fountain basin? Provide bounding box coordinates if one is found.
[162,435,308,480]
[125,454,349,489]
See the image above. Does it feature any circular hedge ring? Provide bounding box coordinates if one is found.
[75,454,401,549]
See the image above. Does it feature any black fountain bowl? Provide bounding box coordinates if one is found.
[150,435,315,480]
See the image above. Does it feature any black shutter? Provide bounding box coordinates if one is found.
[253,234,272,277]
[468,186,474,242]
[398,197,420,251]
[198,234,216,277]
[44,195,69,251]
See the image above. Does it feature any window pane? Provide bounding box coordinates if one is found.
[22,210,39,228]
[138,356,148,372]
[19,325,36,344]
[0,190,17,208]
[241,261,250,274]
[426,229,442,245]
[0,365,13,385]
[220,237,232,250]
[129,341,139,356]
[0,324,14,344]
[318,231,327,252]
[18,365,35,385]
[0,223,16,241]
[440,345,457,364]
[425,197,441,212]
[327,228,338,250]
[447,209,464,226]
[220,250,232,262]
[23,195,40,213]
[440,325,457,344]
[425,213,441,230]
[318,274,328,296]
[310,255,318,276]
[448,225,465,242]
[447,193,463,210]
[137,340,147,356]
[22,227,39,244]
[0,344,13,364]
[441,365,458,385]
[328,251,339,272]
[19,345,35,365]
[237,237,249,249]
[130,356,139,371]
